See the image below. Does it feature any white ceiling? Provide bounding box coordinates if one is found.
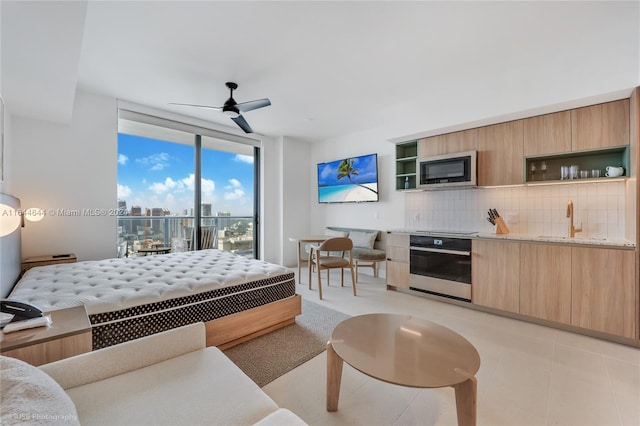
[2,1,639,142]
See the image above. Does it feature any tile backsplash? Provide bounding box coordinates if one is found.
[404,181,627,240]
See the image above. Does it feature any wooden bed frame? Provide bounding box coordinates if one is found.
[206,294,302,350]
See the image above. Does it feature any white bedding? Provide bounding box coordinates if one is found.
[9,250,291,316]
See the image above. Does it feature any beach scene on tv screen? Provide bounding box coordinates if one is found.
[317,154,379,203]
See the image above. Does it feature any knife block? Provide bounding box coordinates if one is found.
[494,217,510,234]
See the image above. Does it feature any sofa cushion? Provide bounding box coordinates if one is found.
[351,247,386,261]
[65,347,279,425]
[0,356,80,425]
[348,230,377,249]
[325,229,349,238]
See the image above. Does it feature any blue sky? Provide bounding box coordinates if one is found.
[117,133,254,216]
[317,153,378,186]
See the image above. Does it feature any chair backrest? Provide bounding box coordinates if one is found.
[185,225,217,250]
[200,226,217,249]
[117,240,128,258]
[318,237,353,253]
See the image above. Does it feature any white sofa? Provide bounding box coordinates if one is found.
[1,323,306,425]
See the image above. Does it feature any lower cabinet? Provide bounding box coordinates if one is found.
[472,240,637,339]
[386,233,409,289]
[472,240,520,313]
[519,244,572,324]
[571,247,636,339]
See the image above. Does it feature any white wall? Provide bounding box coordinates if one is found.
[309,127,404,235]
[261,134,283,264]
[10,91,117,261]
[281,136,311,267]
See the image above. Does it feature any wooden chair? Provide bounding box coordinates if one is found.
[307,237,356,300]
[184,226,217,250]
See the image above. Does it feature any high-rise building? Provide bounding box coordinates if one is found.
[217,211,231,230]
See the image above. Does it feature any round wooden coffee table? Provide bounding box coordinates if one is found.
[326,313,480,425]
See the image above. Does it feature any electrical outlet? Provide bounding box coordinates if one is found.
[506,213,519,224]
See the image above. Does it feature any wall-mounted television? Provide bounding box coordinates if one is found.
[317,153,379,203]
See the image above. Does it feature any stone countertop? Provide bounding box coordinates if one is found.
[388,229,636,249]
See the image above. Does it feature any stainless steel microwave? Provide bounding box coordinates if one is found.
[417,151,477,189]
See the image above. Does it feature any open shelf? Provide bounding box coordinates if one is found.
[396,141,418,190]
[524,145,629,184]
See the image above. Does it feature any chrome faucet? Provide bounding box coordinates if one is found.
[566,200,582,238]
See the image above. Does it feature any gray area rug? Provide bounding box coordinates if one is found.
[223,298,350,387]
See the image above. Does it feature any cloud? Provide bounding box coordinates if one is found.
[181,174,215,196]
[224,178,245,200]
[149,177,180,194]
[118,154,128,165]
[234,154,254,164]
[136,152,171,171]
[117,184,132,198]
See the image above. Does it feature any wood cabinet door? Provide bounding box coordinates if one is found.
[571,99,630,151]
[472,240,520,313]
[519,244,572,324]
[477,120,524,186]
[386,261,409,289]
[571,247,636,338]
[523,111,571,156]
[418,135,446,158]
[444,128,478,154]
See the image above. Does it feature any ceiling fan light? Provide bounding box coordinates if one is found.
[223,110,240,118]
[222,105,240,118]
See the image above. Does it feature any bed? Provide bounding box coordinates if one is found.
[7,248,301,350]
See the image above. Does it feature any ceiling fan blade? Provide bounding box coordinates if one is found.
[231,114,253,133]
[236,98,271,113]
[169,102,222,111]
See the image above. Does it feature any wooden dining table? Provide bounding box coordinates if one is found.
[288,236,329,283]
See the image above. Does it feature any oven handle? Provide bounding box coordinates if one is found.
[410,246,471,257]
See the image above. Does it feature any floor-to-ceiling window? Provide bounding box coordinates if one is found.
[116,109,260,258]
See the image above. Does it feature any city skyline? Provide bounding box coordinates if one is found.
[117,133,255,216]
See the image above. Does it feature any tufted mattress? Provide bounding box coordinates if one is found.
[9,250,296,349]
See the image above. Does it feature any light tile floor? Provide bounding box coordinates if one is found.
[263,269,640,426]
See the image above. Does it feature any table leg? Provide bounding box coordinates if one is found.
[297,241,303,283]
[453,376,477,426]
[326,341,344,412]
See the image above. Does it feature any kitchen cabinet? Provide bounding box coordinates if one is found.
[472,240,520,313]
[417,129,478,158]
[571,247,636,339]
[395,141,418,190]
[477,120,524,186]
[523,110,571,157]
[519,244,572,324]
[386,233,409,289]
[571,99,630,151]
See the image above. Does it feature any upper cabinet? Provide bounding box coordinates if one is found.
[523,110,571,156]
[524,99,630,184]
[477,120,524,186]
[571,99,630,151]
[397,97,631,190]
[418,129,478,158]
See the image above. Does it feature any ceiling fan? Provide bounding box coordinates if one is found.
[170,82,271,133]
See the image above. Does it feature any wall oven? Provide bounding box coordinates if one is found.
[409,233,472,302]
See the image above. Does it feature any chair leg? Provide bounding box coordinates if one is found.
[350,265,357,296]
[340,268,344,287]
[317,265,323,300]
[373,261,378,278]
[354,260,359,282]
